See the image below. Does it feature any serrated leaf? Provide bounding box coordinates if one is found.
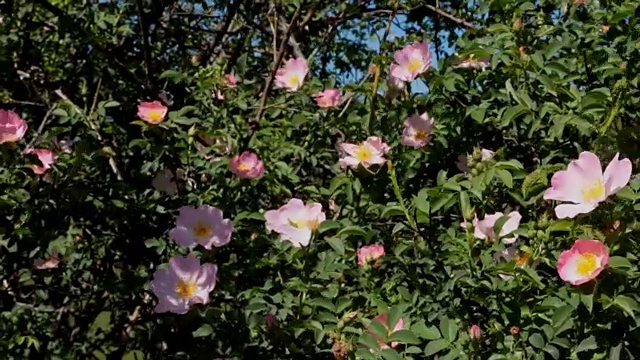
[412,322,441,340]
[424,339,449,356]
[574,335,597,353]
[325,237,345,256]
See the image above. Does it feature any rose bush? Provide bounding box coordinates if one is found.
[2,0,640,359]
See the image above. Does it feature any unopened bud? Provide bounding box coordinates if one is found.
[469,325,483,340]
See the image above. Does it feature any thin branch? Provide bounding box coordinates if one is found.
[135,0,154,90]
[277,16,304,59]
[252,6,303,125]
[203,0,241,65]
[423,4,476,29]
[25,107,56,149]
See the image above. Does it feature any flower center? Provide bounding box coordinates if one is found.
[415,130,429,140]
[515,252,529,266]
[355,145,373,162]
[407,58,423,73]
[576,253,598,276]
[237,162,251,171]
[175,279,197,299]
[193,221,213,240]
[288,74,300,87]
[288,218,319,230]
[147,110,164,122]
[581,179,605,203]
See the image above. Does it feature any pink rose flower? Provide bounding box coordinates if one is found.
[274,58,309,92]
[339,136,390,169]
[544,151,632,219]
[151,254,218,314]
[401,112,435,148]
[224,73,238,88]
[229,151,265,179]
[313,88,341,108]
[473,211,521,244]
[0,109,28,144]
[169,205,234,249]
[557,239,609,285]
[390,41,432,82]
[357,244,385,266]
[137,101,168,124]
[264,198,325,247]
[25,148,55,174]
[367,313,405,349]
[469,325,483,340]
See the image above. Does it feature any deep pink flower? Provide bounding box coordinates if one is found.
[151,254,218,314]
[25,148,55,174]
[339,136,390,169]
[557,239,609,285]
[544,151,632,219]
[313,88,341,108]
[401,112,435,148]
[473,211,521,244]
[390,41,432,82]
[367,313,405,349]
[469,325,482,340]
[274,58,309,92]
[264,198,325,247]
[0,109,28,144]
[137,101,168,124]
[229,151,264,179]
[169,205,233,249]
[224,73,238,88]
[357,244,385,266]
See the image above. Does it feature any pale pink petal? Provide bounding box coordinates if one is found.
[603,153,632,196]
[554,203,597,219]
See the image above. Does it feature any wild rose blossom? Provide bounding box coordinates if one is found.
[557,239,609,285]
[401,112,435,148]
[137,101,168,124]
[367,313,405,349]
[0,109,28,144]
[473,211,522,244]
[229,151,265,179]
[544,151,632,219]
[339,136,390,169]
[264,198,325,247]
[274,58,309,92]
[357,244,385,266]
[313,88,341,108]
[390,41,432,82]
[151,254,218,314]
[469,325,483,340]
[169,205,233,249]
[25,148,55,174]
[224,73,238,87]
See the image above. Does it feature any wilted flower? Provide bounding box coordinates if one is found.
[357,244,385,266]
[469,325,483,340]
[401,112,435,148]
[34,250,60,270]
[265,313,279,330]
[229,151,265,179]
[390,41,432,82]
[494,246,531,280]
[386,66,406,98]
[313,88,341,108]
[0,109,28,144]
[367,313,405,349]
[544,151,631,219]
[456,148,495,172]
[274,58,309,91]
[137,101,168,124]
[557,239,609,285]
[169,205,233,249]
[151,254,217,314]
[339,136,390,169]
[473,211,521,244]
[152,168,180,195]
[264,198,325,247]
[51,136,74,153]
[455,55,490,70]
[25,148,55,174]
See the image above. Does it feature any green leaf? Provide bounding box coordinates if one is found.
[552,305,574,328]
[500,104,529,127]
[368,319,389,341]
[121,350,145,360]
[459,191,470,216]
[431,193,454,213]
[439,317,457,342]
[325,237,345,256]
[103,100,120,108]
[378,349,402,360]
[337,226,368,238]
[192,324,213,338]
[529,333,545,349]
[496,169,513,188]
[544,344,560,360]
[613,295,640,320]
[548,220,573,233]
[317,220,341,234]
[386,304,407,333]
[388,330,420,344]
[411,322,441,340]
[424,339,449,356]
[574,335,597,353]
[608,256,632,270]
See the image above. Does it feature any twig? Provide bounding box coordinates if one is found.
[277,16,304,59]
[54,90,123,180]
[202,0,241,65]
[252,6,303,125]
[135,0,154,90]
[25,107,56,149]
[423,4,476,29]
